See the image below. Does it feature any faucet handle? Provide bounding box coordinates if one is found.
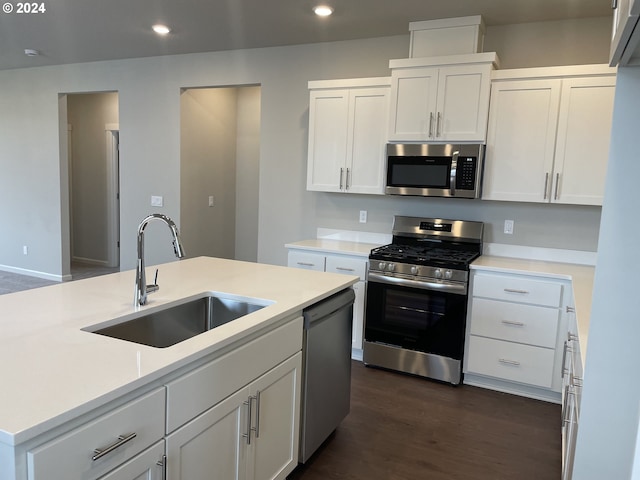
[146,269,160,294]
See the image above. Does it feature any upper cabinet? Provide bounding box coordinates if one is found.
[483,65,616,205]
[306,77,390,195]
[610,0,640,66]
[387,53,498,142]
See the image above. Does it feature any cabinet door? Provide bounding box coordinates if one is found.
[98,442,164,480]
[388,67,439,141]
[166,387,248,480]
[307,89,349,192]
[247,353,301,480]
[552,76,616,205]
[483,79,561,202]
[346,87,389,194]
[436,64,491,142]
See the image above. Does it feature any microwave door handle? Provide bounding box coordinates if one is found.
[450,151,459,196]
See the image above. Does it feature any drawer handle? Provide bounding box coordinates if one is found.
[503,288,529,295]
[498,358,521,367]
[297,262,316,267]
[92,432,137,461]
[501,319,525,327]
[335,267,355,272]
[570,373,583,388]
[243,395,255,445]
[157,454,167,480]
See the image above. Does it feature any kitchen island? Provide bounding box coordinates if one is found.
[0,256,358,480]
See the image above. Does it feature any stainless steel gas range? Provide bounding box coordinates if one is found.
[363,216,484,385]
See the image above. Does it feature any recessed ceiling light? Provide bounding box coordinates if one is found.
[152,24,171,35]
[314,5,333,16]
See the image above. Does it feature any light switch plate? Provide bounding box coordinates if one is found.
[359,210,367,223]
[504,219,514,235]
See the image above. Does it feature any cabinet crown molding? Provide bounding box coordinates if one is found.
[389,52,499,70]
[492,64,617,81]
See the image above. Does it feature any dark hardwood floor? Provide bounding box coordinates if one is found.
[289,361,561,480]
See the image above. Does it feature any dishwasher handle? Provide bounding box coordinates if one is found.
[303,288,355,328]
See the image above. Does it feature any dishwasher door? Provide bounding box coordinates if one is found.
[300,287,355,463]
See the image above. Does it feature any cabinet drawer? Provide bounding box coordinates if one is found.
[287,251,325,271]
[166,316,302,433]
[472,273,563,307]
[325,255,367,280]
[466,336,556,388]
[470,298,560,348]
[28,388,165,480]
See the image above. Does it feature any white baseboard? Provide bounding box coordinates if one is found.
[0,264,69,282]
[72,256,110,267]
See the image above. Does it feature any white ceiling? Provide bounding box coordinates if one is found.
[0,0,613,71]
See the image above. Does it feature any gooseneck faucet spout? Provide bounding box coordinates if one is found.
[134,213,185,306]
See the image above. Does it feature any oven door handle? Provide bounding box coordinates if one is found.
[368,272,467,295]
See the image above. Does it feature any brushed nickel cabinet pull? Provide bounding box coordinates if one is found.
[504,288,529,294]
[339,168,344,190]
[428,112,434,138]
[543,172,550,200]
[498,358,521,366]
[156,454,167,480]
[335,267,355,272]
[436,112,442,137]
[254,390,261,438]
[297,262,316,267]
[501,319,525,327]
[345,168,351,190]
[92,432,137,461]
[554,173,560,200]
[242,396,254,445]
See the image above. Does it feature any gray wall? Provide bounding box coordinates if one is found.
[67,92,119,265]
[572,66,640,479]
[180,87,238,260]
[0,16,612,278]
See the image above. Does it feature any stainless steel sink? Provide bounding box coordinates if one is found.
[89,295,270,348]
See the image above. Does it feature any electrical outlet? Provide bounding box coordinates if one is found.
[151,195,163,207]
[359,210,367,223]
[208,195,215,207]
[23,245,28,255]
[504,220,514,235]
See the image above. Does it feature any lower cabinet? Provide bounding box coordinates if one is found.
[287,248,367,356]
[464,269,570,402]
[98,441,165,480]
[19,316,303,480]
[166,353,301,480]
[561,302,582,480]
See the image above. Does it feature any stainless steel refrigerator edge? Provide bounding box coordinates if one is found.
[299,288,355,463]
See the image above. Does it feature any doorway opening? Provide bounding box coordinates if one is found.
[180,85,261,262]
[64,92,120,279]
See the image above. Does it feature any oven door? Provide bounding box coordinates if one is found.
[364,276,467,361]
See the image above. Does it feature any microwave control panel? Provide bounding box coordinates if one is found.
[456,157,477,190]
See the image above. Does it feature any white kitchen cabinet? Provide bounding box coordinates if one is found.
[464,270,571,402]
[166,353,301,480]
[98,442,165,480]
[610,0,640,65]
[387,54,497,142]
[27,388,166,480]
[561,301,582,480]
[483,66,616,205]
[287,248,367,356]
[306,78,390,194]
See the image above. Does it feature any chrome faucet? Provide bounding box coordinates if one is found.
[134,213,185,306]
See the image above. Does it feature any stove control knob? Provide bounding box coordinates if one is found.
[378,262,387,271]
[434,268,443,279]
[387,263,396,272]
[410,266,419,275]
[444,270,453,280]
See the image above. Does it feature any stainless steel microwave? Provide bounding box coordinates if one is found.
[385,143,484,199]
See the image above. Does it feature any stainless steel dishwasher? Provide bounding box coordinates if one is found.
[299,287,355,463]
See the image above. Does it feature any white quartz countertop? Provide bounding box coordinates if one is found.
[285,239,382,257]
[0,256,357,446]
[470,256,594,361]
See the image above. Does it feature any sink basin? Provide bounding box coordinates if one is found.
[89,295,270,348]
